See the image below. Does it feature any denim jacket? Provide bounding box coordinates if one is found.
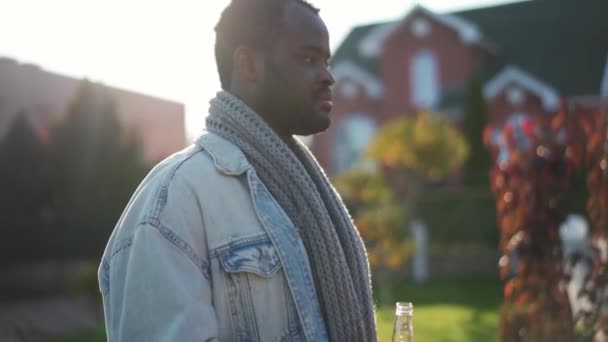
[98,132,329,342]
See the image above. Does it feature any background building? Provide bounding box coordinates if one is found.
[313,0,608,176]
[0,57,186,163]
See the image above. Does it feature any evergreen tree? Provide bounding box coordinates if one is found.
[48,79,149,259]
[461,78,492,186]
[0,112,50,264]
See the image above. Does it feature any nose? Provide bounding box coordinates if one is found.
[319,65,335,87]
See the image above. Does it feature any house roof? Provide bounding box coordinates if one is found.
[331,23,385,77]
[330,0,608,97]
[484,66,560,111]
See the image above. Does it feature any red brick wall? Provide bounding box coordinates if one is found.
[380,10,480,120]
[313,10,500,176]
[488,83,552,124]
[312,78,381,174]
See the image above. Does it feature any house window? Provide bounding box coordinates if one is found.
[507,86,526,106]
[410,50,439,109]
[411,18,431,38]
[333,114,377,175]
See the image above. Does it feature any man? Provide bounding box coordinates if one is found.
[98,0,377,341]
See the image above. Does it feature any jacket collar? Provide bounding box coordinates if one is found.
[195,131,252,176]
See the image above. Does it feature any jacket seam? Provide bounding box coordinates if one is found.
[148,145,204,226]
[209,233,271,258]
[130,145,212,279]
[107,221,211,281]
[196,133,250,176]
[149,223,212,280]
[100,257,111,295]
[111,235,135,258]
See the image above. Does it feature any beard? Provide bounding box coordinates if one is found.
[256,59,330,137]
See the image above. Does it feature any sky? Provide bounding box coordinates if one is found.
[0,0,524,140]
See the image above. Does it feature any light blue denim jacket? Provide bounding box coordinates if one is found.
[98,132,329,341]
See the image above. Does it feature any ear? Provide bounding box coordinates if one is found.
[233,47,264,84]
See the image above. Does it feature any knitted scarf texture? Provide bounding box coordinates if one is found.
[206,91,377,341]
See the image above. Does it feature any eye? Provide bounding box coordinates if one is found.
[303,56,315,64]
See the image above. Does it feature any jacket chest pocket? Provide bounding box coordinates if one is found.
[220,240,281,277]
[216,236,302,342]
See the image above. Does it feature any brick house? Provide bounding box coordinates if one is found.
[312,0,608,177]
[0,57,187,163]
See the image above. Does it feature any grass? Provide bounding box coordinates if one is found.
[51,277,501,342]
[374,276,501,342]
[48,324,106,342]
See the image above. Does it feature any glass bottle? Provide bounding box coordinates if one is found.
[392,302,414,342]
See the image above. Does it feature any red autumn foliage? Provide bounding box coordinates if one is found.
[486,99,608,340]
[556,102,608,339]
[486,106,576,341]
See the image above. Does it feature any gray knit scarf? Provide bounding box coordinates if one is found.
[206,91,377,341]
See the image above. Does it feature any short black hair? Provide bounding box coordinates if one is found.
[214,0,320,90]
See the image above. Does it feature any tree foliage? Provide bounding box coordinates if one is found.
[0,79,150,264]
[0,112,50,263]
[487,111,575,341]
[335,110,470,273]
[554,103,608,340]
[462,78,492,186]
[46,80,149,259]
[482,104,608,340]
[368,111,469,182]
[334,170,412,271]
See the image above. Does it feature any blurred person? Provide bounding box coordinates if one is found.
[98,0,377,341]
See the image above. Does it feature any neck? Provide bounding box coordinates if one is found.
[227,89,292,142]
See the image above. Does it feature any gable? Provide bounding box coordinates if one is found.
[331,0,607,97]
[357,5,483,59]
[484,66,560,112]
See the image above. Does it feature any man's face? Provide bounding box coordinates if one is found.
[256,2,335,137]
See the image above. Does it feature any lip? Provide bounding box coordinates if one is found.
[318,100,333,112]
[316,90,333,102]
[316,91,333,112]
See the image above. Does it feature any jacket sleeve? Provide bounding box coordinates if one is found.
[104,223,218,342]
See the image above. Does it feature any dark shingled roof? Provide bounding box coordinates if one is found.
[330,0,608,96]
[330,23,385,76]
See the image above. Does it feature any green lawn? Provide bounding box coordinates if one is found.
[49,324,106,342]
[375,277,501,342]
[52,277,501,342]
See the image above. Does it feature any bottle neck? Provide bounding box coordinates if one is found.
[395,302,413,316]
[393,308,414,342]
